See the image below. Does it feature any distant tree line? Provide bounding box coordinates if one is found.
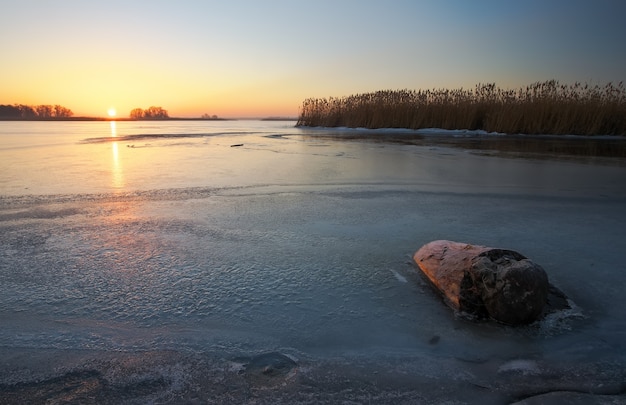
[0,104,73,119]
[129,106,169,119]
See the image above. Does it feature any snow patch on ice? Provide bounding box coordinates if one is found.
[390,269,408,283]
[539,298,586,335]
[498,359,540,375]
[300,125,504,136]
[415,128,505,137]
[301,125,626,138]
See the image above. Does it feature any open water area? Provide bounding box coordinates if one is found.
[1,120,625,404]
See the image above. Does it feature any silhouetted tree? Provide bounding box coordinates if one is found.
[129,106,169,119]
[54,105,73,117]
[17,104,37,118]
[144,106,169,119]
[0,104,72,119]
[36,105,53,118]
[130,108,145,119]
[0,105,21,118]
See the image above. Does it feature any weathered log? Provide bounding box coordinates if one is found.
[414,240,554,325]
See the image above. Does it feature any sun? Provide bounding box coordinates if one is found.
[107,108,117,117]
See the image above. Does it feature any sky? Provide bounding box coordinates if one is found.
[1,0,625,118]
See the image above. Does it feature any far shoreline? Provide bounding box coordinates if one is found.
[0,116,299,122]
[0,117,234,122]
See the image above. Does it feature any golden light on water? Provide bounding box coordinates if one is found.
[110,121,124,189]
[111,143,124,189]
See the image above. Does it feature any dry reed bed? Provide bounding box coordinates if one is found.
[296,81,626,135]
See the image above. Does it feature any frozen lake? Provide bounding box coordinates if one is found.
[1,120,625,403]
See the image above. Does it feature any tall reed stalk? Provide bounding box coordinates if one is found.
[296,81,626,135]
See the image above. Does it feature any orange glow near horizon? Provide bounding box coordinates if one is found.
[110,122,124,189]
[43,89,301,118]
[3,3,624,120]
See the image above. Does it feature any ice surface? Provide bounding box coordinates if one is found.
[498,359,541,375]
[1,120,625,403]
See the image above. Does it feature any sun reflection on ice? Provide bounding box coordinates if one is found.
[110,120,117,137]
[110,121,125,189]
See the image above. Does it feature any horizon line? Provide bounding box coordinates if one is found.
[0,116,299,122]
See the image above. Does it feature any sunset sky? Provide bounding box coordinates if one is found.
[1,0,625,118]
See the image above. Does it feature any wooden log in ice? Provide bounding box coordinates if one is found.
[413,240,552,325]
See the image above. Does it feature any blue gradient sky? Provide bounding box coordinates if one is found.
[1,0,625,117]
